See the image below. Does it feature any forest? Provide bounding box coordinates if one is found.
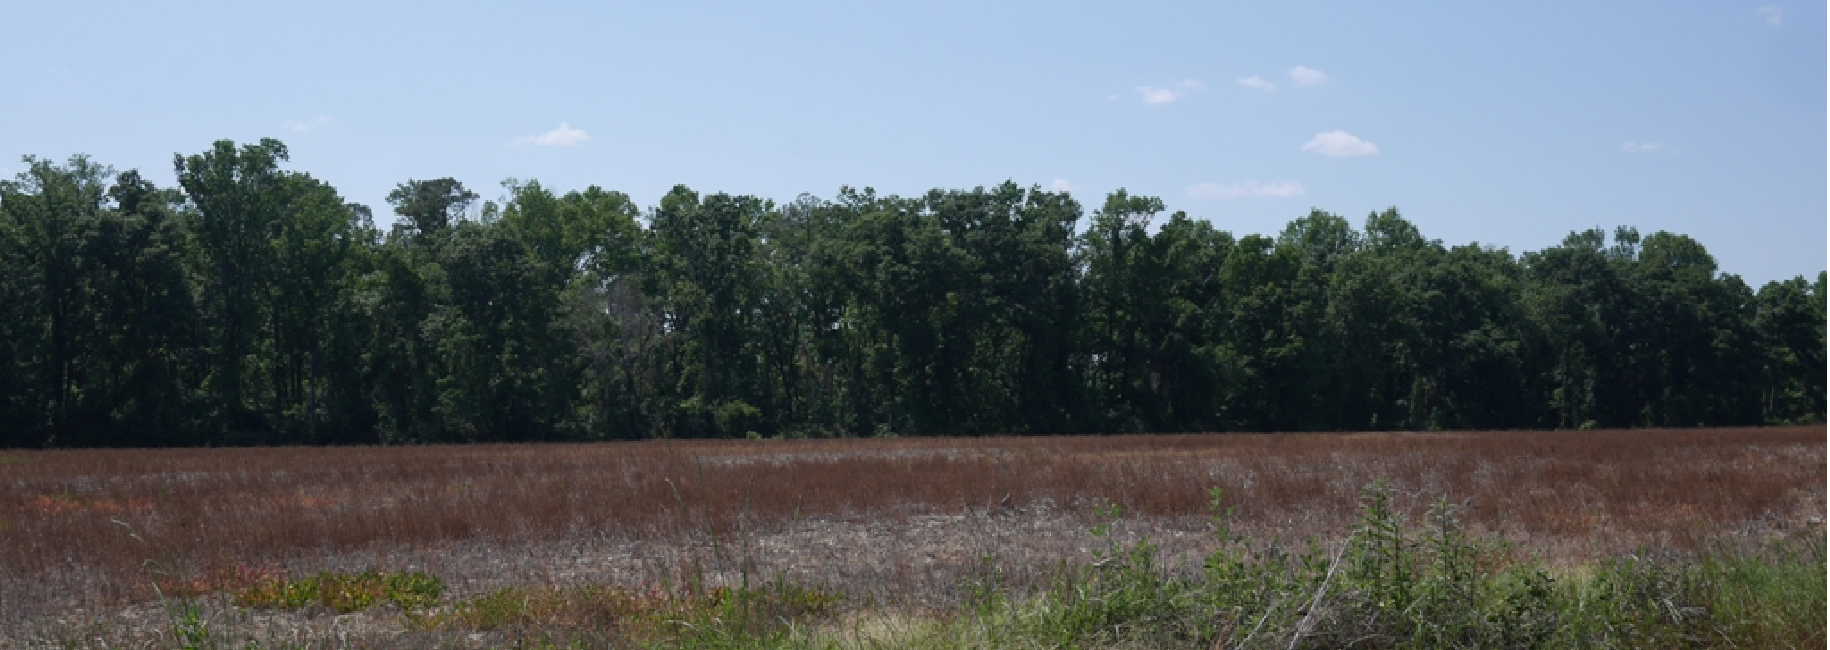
[0,139,1822,446]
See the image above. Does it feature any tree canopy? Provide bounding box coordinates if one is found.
[1,142,1822,446]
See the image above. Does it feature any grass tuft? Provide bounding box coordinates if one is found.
[234,568,444,613]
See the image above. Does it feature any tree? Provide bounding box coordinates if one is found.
[1210,235,1300,429]
[554,185,655,440]
[1755,274,1828,422]
[1082,190,1165,429]
[74,170,203,444]
[6,143,1827,443]
[357,237,446,442]
[1624,232,1762,425]
[176,139,294,437]
[0,155,113,443]
[1523,229,1632,428]
[263,174,370,441]
[649,186,770,436]
[1399,244,1542,429]
[429,220,575,440]
[387,178,476,241]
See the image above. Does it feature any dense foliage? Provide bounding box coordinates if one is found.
[1,142,1822,445]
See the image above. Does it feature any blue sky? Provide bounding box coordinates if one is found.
[5,1,1823,283]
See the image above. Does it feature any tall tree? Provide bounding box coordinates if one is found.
[1082,190,1165,429]
[0,155,113,443]
[429,220,575,440]
[649,186,770,436]
[175,139,293,437]
[387,178,476,241]
[264,174,368,441]
[74,171,203,444]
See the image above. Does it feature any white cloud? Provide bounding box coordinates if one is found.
[1236,75,1277,93]
[1186,180,1307,199]
[282,115,334,132]
[1289,66,1328,87]
[1757,5,1782,25]
[1135,79,1204,104]
[1621,140,1662,153]
[1302,130,1379,157]
[1049,178,1074,193]
[513,122,592,147]
[1135,86,1180,104]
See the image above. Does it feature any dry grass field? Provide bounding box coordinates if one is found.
[1,427,1822,647]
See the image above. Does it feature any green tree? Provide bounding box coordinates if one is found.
[0,155,114,444]
[1524,229,1619,428]
[1625,232,1763,425]
[552,184,655,440]
[649,186,770,436]
[1081,192,1236,430]
[387,178,476,241]
[73,171,203,444]
[175,139,294,437]
[266,174,370,441]
[6,144,1827,443]
[357,237,446,442]
[1398,243,1542,429]
[1754,274,1828,422]
[428,221,575,440]
[1082,190,1165,429]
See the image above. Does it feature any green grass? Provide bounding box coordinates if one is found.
[918,481,1827,650]
[441,581,839,629]
[412,539,1821,650]
[234,568,444,613]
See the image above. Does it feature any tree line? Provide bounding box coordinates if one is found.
[1,139,1822,446]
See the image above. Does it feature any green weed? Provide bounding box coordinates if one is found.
[234,569,444,613]
[957,479,1824,650]
[430,578,842,647]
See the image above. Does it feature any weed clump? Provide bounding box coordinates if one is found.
[966,480,1825,650]
[234,569,444,613]
[425,579,841,647]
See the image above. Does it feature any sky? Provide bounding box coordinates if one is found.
[3,1,1824,284]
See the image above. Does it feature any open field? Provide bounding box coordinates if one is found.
[2,427,1823,648]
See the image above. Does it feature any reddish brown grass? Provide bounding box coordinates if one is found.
[1,427,1821,624]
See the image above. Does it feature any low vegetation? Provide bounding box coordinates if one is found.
[234,569,443,613]
[3,429,1823,648]
[946,483,1825,650]
[21,479,1822,649]
[436,581,842,642]
[5,427,1820,623]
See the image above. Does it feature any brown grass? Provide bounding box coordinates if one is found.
[1,427,1822,627]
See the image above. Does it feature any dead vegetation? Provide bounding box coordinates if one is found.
[1,426,1822,636]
